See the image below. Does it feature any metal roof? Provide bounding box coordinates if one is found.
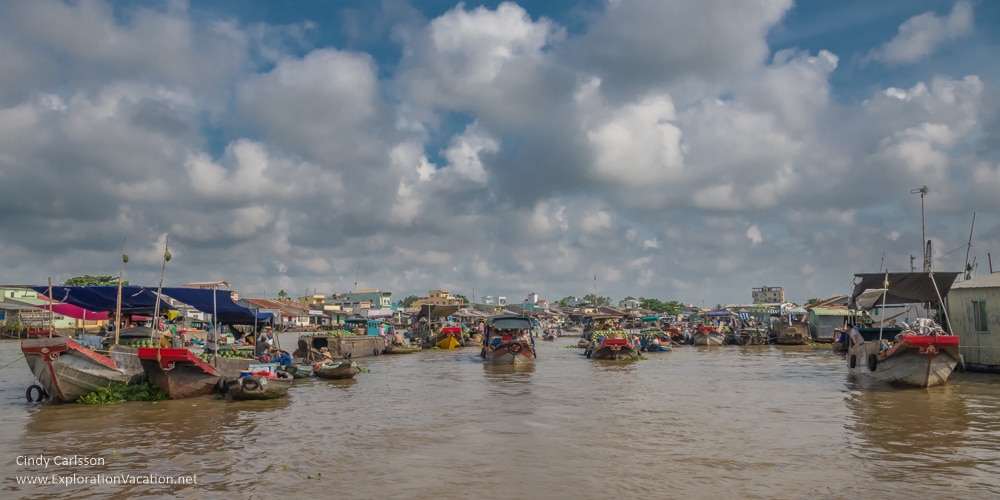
[808,307,857,316]
[951,273,1000,289]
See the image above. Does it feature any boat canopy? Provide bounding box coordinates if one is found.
[641,315,659,322]
[31,285,272,324]
[850,272,961,309]
[415,304,462,319]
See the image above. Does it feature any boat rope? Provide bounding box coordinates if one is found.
[0,354,26,370]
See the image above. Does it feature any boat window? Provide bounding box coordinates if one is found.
[972,299,989,333]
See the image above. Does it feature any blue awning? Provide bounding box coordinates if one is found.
[32,285,271,324]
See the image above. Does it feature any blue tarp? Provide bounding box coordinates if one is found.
[31,286,271,325]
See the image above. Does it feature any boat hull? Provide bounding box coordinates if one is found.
[279,363,314,378]
[692,333,725,346]
[313,361,361,380]
[587,339,640,360]
[21,337,142,403]
[138,348,254,399]
[383,345,421,355]
[773,324,811,345]
[227,374,292,400]
[435,335,461,350]
[483,341,536,365]
[846,335,959,388]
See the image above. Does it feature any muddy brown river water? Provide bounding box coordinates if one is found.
[1,337,999,499]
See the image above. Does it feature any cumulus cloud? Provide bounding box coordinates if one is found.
[867,1,974,64]
[0,0,994,307]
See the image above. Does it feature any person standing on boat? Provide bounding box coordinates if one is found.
[848,323,863,346]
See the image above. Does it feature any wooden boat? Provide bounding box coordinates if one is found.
[585,331,640,360]
[639,329,671,352]
[138,347,255,399]
[313,360,361,380]
[771,310,811,345]
[663,327,690,345]
[728,328,770,346]
[465,333,484,348]
[227,364,293,400]
[21,335,145,403]
[383,344,421,354]
[434,326,463,349]
[845,272,962,388]
[692,326,725,346]
[279,362,315,378]
[482,316,537,365]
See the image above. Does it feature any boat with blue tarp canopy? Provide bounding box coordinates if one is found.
[30,286,272,324]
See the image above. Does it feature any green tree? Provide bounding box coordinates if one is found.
[805,298,820,306]
[399,295,419,307]
[454,294,470,305]
[558,296,577,307]
[276,290,290,300]
[64,275,125,286]
[582,293,611,307]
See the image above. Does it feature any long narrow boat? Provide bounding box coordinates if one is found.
[482,316,537,365]
[383,344,421,354]
[691,326,725,346]
[585,330,640,360]
[22,335,144,403]
[227,364,293,400]
[845,272,961,388]
[313,360,361,380]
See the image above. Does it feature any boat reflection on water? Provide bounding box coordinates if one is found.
[839,381,994,495]
[482,362,536,375]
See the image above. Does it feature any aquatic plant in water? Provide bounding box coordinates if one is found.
[76,381,168,404]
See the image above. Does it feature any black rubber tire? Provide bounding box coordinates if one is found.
[868,354,878,372]
[26,384,48,402]
[241,377,261,391]
[849,354,857,369]
[507,342,523,354]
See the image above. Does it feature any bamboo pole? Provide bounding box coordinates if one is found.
[47,278,53,339]
[151,235,170,344]
[114,238,127,346]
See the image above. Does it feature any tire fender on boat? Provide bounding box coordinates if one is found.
[848,354,857,369]
[26,384,48,403]
[867,354,878,372]
[242,377,261,392]
[507,342,523,354]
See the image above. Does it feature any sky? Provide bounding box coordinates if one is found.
[0,0,998,307]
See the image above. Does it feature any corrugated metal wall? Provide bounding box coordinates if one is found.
[947,287,1000,367]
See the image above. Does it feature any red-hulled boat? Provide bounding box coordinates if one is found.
[22,335,144,403]
[845,272,962,388]
[138,347,256,399]
[481,316,537,365]
[847,319,961,388]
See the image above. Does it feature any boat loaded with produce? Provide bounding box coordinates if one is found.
[21,283,162,403]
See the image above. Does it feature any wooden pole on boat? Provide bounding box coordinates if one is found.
[47,277,53,339]
[964,212,976,281]
[114,238,127,346]
[929,272,955,334]
[151,235,171,342]
[877,271,889,345]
